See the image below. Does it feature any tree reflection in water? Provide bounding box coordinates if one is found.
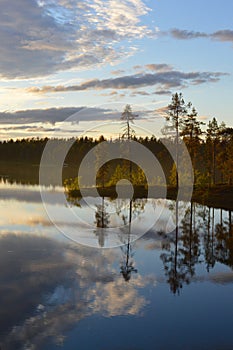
[160,200,233,294]
[119,200,138,282]
[66,193,233,293]
[215,210,233,268]
[94,196,110,247]
[117,198,147,282]
[203,207,216,271]
[94,197,143,281]
[160,200,189,295]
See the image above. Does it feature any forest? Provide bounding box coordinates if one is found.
[1,93,233,190]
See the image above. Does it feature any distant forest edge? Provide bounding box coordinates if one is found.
[1,94,233,201]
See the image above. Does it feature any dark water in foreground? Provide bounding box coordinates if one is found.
[0,178,233,350]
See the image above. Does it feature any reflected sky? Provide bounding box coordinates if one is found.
[0,179,185,246]
[0,180,233,350]
[0,233,154,350]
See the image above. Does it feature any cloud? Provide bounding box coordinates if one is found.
[154,89,172,95]
[111,69,126,76]
[0,186,67,205]
[0,233,153,349]
[170,29,207,40]
[211,30,233,42]
[27,69,228,94]
[100,91,119,97]
[169,28,233,44]
[0,125,62,132]
[198,115,209,121]
[0,106,122,125]
[0,0,154,79]
[0,107,82,124]
[145,64,173,72]
[133,65,142,70]
[89,275,150,316]
[154,106,169,117]
[131,90,151,96]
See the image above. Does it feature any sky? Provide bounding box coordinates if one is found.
[0,0,233,140]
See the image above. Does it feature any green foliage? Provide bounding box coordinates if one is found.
[167,92,191,129]
[206,117,220,141]
[107,164,127,186]
[181,107,205,159]
[64,176,81,191]
[169,163,177,187]
[107,163,147,187]
[1,98,233,191]
[131,166,147,187]
[194,171,211,189]
[205,117,225,185]
[95,141,110,188]
[169,162,194,187]
[149,176,166,186]
[166,93,192,188]
[217,136,233,185]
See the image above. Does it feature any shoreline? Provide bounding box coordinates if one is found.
[66,184,233,211]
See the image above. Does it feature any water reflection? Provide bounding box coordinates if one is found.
[0,234,152,350]
[0,163,78,186]
[72,194,233,296]
[67,193,233,293]
[160,201,233,294]
[1,180,233,348]
[119,200,138,282]
[94,197,138,281]
[94,196,110,247]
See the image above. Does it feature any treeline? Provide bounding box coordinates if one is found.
[0,138,48,164]
[163,92,233,187]
[0,123,233,187]
[168,116,233,187]
[1,93,233,187]
[0,136,173,185]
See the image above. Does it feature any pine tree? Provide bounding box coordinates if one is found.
[121,104,138,140]
[206,117,221,185]
[180,107,204,180]
[166,93,191,187]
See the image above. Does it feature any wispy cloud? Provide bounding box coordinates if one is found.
[0,0,154,79]
[26,68,228,94]
[211,30,233,42]
[169,28,233,44]
[0,107,125,125]
[0,107,83,124]
[145,64,173,72]
[130,90,151,97]
[154,89,172,95]
[170,29,208,40]
[111,70,126,76]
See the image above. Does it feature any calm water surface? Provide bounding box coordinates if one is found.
[0,177,233,350]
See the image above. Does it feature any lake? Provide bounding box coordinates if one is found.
[0,175,233,350]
